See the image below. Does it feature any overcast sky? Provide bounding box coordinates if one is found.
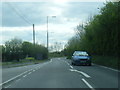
[1,0,106,50]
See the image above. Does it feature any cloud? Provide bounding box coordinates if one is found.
[1,22,75,45]
[1,1,105,49]
[2,2,104,27]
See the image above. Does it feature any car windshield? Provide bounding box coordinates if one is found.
[73,52,88,56]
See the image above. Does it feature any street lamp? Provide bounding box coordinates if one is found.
[46,16,56,51]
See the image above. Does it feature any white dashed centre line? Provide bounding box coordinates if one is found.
[82,78,95,90]
[5,84,12,88]
[70,65,73,69]
[16,79,21,82]
[29,72,32,74]
[69,69,91,78]
[32,70,35,72]
[23,75,27,78]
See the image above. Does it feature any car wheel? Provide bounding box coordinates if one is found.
[88,63,91,66]
[71,62,74,65]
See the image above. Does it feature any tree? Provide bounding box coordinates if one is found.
[22,41,33,57]
[5,38,23,61]
[22,41,48,59]
[0,45,6,61]
[65,2,119,57]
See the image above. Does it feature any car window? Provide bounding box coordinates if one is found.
[73,51,88,56]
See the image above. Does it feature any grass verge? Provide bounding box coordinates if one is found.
[2,58,49,68]
[92,55,119,70]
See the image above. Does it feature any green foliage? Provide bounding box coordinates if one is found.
[25,57,35,61]
[2,38,48,62]
[4,38,23,61]
[49,51,64,58]
[92,55,119,70]
[64,2,119,58]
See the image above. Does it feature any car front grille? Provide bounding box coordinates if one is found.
[80,59,87,61]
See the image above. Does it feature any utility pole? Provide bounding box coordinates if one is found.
[33,24,35,45]
[46,16,56,51]
[47,16,49,50]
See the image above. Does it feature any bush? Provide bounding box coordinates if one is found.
[92,55,119,70]
[25,57,35,61]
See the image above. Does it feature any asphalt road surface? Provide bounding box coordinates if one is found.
[1,57,119,89]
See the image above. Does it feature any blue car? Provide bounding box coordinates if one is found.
[71,51,91,66]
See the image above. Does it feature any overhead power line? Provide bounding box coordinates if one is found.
[6,2,32,25]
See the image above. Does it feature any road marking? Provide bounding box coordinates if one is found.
[4,84,12,88]
[79,71,91,78]
[93,63,120,72]
[28,72,32,75]
[23,75,27,77]
[64,61,73,70]
[32,70,35,72]
[69,69,91,78]
[0,70,29,86]
[16,79,21,82]
[67,63,70,66]
[70,65,73,69]
[64,61,70,66]
[0,69,33,86]
[0,61,50,86]
[50,59,52,62]
[28,69,33,72]
[82,78,95,90]
[100,65,120,72]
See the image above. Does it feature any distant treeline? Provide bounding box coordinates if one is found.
[1,38,48,62]
[63,2,119,58]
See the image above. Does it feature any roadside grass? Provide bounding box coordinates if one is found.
[2,57,49,68]
[92,55,119,70]
[0,62,2,66]
[66,56,72,59]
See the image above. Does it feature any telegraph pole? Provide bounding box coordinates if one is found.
[33,24,35,45]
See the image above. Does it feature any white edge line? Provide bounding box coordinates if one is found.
[82,78,95,90]
[0,60,50,86]
[100,66,120,72]
[0,69,33,86]
[93,63,120,72]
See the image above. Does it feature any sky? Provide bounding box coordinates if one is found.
[1,0,107,51]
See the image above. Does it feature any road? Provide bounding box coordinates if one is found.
[1,58,119,89]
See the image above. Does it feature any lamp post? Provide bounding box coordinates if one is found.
[33,24,35,45]
[47,16,48,50]
[46,16,56,51]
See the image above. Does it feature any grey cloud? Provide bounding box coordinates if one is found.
[63,2,104,21]
[2,2,56,27]
[2,2,104,27]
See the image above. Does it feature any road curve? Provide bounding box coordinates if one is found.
[2,58,119,89]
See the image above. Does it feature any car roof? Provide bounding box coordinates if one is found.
[74,51,87,53]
